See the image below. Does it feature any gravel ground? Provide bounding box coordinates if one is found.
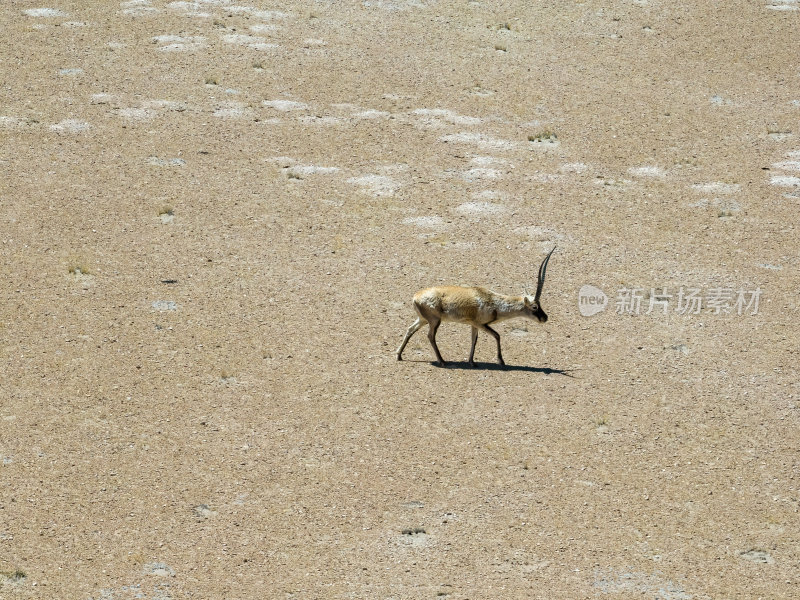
[1,1,799,598]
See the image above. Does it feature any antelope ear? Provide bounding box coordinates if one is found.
[523,296,531,307]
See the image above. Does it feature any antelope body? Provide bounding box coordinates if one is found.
[397,247,556,367]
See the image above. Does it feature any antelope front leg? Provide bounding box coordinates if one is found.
[480,324,504,366]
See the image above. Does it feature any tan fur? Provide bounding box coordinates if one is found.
[397,247,555,367]
[397,286,547,367]
[414,287,526,325]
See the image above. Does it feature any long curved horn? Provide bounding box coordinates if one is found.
[534,246,556,302]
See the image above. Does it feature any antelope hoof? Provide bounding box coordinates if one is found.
[434,360,447,368]
[468,361,477,369]
[397,355,403,361]
[498,359,506,367]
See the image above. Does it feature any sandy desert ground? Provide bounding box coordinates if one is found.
[2,0,800,598]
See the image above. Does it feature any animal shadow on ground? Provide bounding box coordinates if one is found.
[403,359,577,376]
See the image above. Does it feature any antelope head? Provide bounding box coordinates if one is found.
[523,246,556,323]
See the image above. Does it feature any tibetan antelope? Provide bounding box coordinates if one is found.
[397,247,556,367]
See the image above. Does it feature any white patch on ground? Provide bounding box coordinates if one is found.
[263,99,309,111]
[148,157,186,167]
[193,503,216,517]
[768,131,793,141]
[298,115,346,125]
[466,85,492,98]
[769,149,800,188]
[213,103,250,118]
[166,1,211,17]
[266,156,299,166]
[347,174,400,197]
[445,241,477,250]
[23,7,69,17]
[118,107,157,120]
[770,175,800,186]
[152,300,178,311]
[0,116,30,128]
[691,182,741,194]
[470,155,508,167]
[594,569,692,599]
[59,68,84,76]
[230,7,289,20]
[629,165,666,177]
[454,202,506,216]
[772,160,800,171]
[402,216,447,228]
[90,93,115,105]
[460,167,503,181]
[355,109,390,119]
[121,0,158,16]
[222,33,260,43]
[412,108,483,127]
[153,34,206,51]
[332,104,391,120]
[594,177,631,187]
[303,38,327,46]
[688,197,740,213]
[529,173,563,183]
[689,182,742,212]
[443,155,507,179]
[739,549,774,564]
[710,94,733,105]
[364,0,433,9]
[218,4,247,14]
[222,33,278,50]
[286,164,340,176]
[560,162,589,173]
[250,23,278,33]
[767,0,799,10]
[379,163,409,175]
[440,132,519,151]
[157,44,185,52]
[50,119,90,133]
[69,268,95,288]
[143,562,176,576]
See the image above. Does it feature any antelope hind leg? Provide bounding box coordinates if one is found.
[397,317,425,360]
[426,318,446,366]
[468,326,479,368]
